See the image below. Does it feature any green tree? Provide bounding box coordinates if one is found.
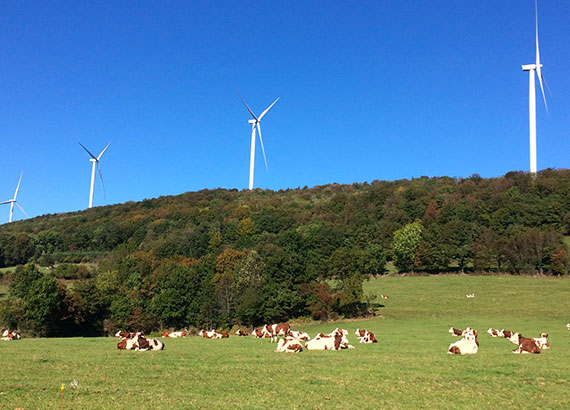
[22,275,66,336]
[392,221,423,272]
[9,264,42,299]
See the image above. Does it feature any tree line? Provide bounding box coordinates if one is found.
[1,169,569,336]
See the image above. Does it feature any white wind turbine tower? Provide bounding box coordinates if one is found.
[79,141,112,208]
[0,173,28,223]
[239,95,279,190]
[522,0,548,174]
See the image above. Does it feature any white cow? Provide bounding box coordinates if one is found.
[275,337,303,353]
[306,333,354,350]
[448,333,478,355]
[448,328,478,355]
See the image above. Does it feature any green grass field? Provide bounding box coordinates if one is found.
[1,275,570,409]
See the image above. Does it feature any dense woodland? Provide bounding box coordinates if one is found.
[1,169,569,337]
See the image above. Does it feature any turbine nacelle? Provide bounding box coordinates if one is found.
[248,119,257,124]
[522,63,542,71]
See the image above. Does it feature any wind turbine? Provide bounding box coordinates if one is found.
[522,0,548,174]
[239,95,279,190]
[79,140,112,208]
[0,173,28,223]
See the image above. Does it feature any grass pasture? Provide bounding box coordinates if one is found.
[1,276,570,409]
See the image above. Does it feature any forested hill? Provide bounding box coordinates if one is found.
[1,169,570,336]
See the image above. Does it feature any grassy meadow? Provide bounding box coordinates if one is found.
[1,275,570,409]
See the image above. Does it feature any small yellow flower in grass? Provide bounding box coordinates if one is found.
[61,384,65,391]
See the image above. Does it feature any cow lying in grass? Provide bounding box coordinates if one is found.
[1,329,21,341]
[449,327,463,336]
[507,332,549,353]
[115,331,141,339]
[252,327,271,338]
[275,337,304,353]
[355,329,378,343]
[448,327,478,355]
[305,334,344,350]
[161,330,187,338]
[117,333,164,351]
[487,328,503,337]
[508,333,541,354]
[235,329,249,336]
[306,328,354,350]
[199,330,229,339]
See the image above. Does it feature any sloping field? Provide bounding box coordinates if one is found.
[1,276,569,409]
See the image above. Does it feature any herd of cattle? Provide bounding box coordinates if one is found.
[114,323,378,353]
[447,326,551,355]
[4,322,570,355]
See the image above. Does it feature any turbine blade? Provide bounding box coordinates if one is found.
[537,72,548,114]
[15,202,28,218]
[256,122,269,173]
[79,142,98,160]
[238,94,258,121]
[258,97,279,121]
[542,73,552,96]
[97,162,107,200]
[97,140,113,160]
[14,172,23,200]
[0,201,11,205]
[535,0,548,113]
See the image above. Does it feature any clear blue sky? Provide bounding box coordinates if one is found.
[1,1,569,222]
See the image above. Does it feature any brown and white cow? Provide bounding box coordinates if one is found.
[566,323,570,331]
[311,330,354,349]
[117,334,164,351]
[1,329,21,341]
[305,333,354,350]
[161,330,187,338]
[115,331,142,339]
[355,329,378,343]
[276,337,303,353]
[448,329,478,355]
[261,323,291,343]
[449,327,463,336]
[487,328,503,337]
[199,330,229,339]
[235,329,249,336]
[509,333,541,354]
[380,294,389,300]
